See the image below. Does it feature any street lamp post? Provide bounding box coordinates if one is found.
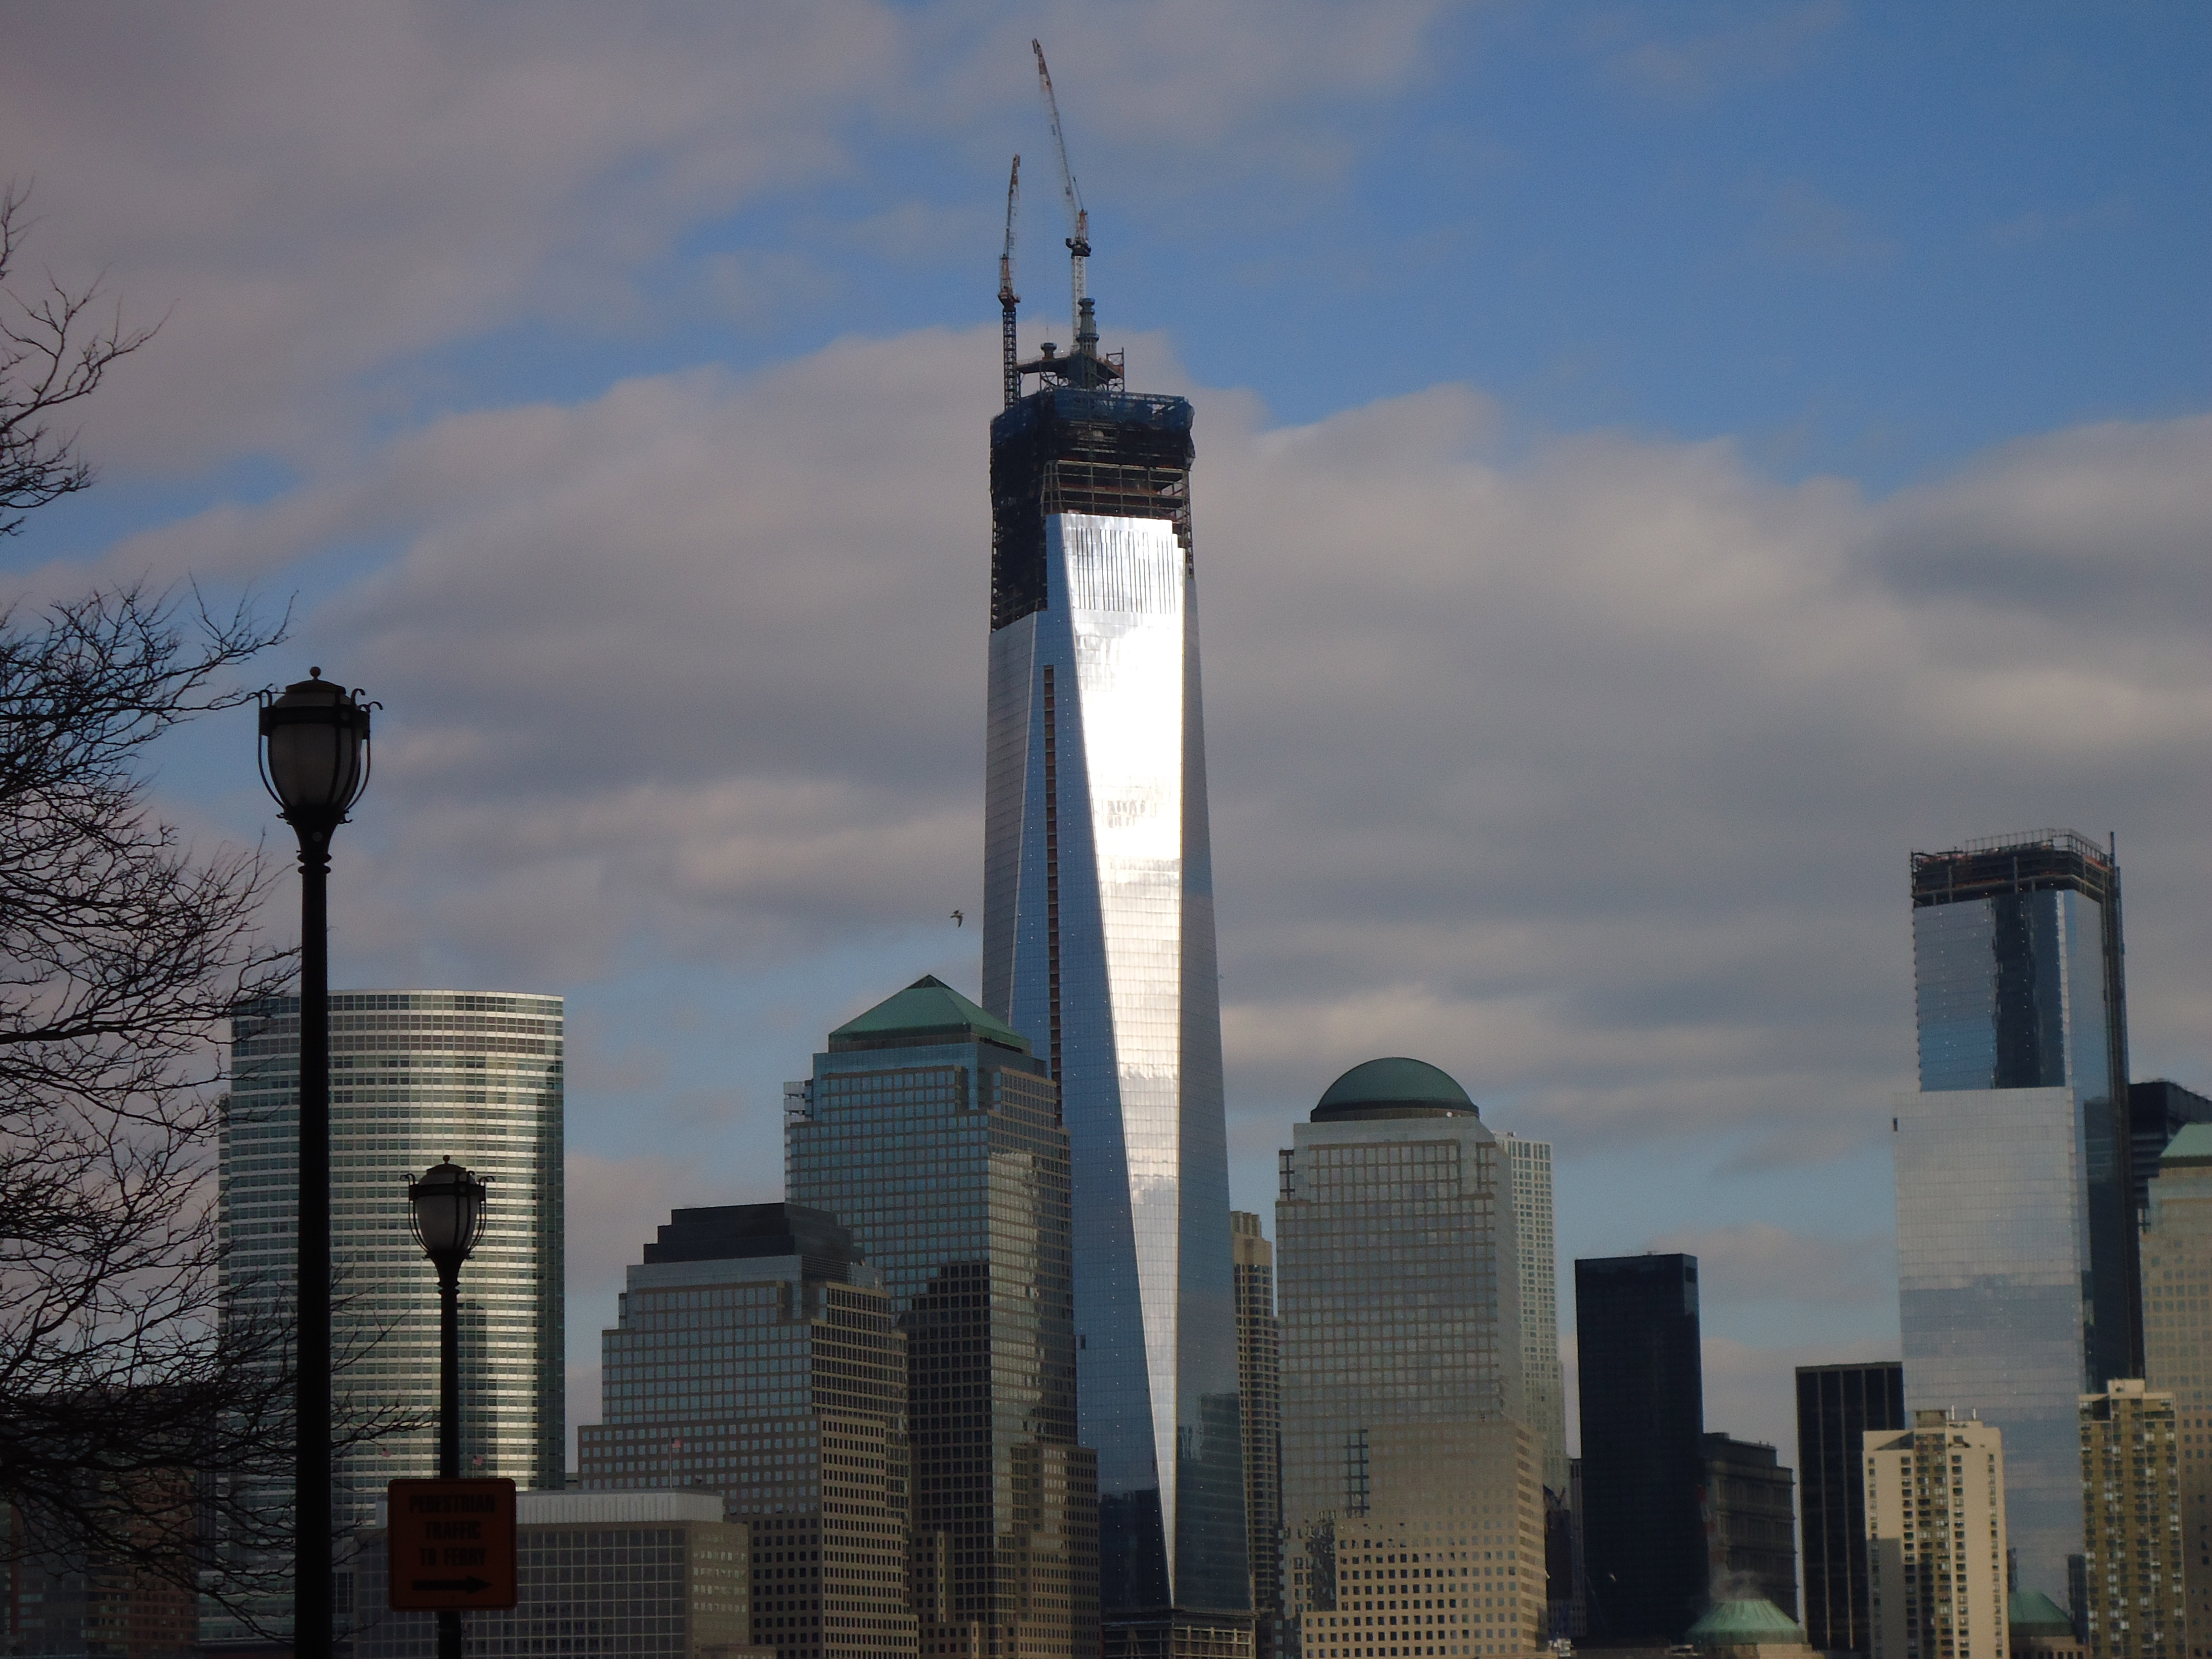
[408,1159,490,1659]
[258,668,372,1659]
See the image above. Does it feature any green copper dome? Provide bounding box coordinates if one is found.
[1686,1600,1808,1645]
[828,975,1029,1054]
[2008,1591,2074,1637]
[1312,1056,1477,1122]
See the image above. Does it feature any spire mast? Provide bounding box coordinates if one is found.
[999,155,1022,408]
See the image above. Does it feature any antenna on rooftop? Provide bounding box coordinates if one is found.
[999,155,1021,408]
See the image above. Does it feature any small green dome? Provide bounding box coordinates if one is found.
[1313,1057,1477,1122]
[2008,1591,2074,1637]
[1686,1600,1807,1645]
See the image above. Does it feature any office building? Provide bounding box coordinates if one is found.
[1276,1061,1523,1524]
[2139,1128,2212,1657]
[1290,1421,1544,1659]
[1232,1214,1283,1658]
[575,1204,917,1659]
[2009,1593,2086,1659]
[1504,1136,1569,1498]
[1702,1435,1798,1617]
[1865,1410,2009,1659]
[353,1490,765,1659]
[1798,1361,1907,1655]
[1575,1253,1704,1644]
[2132,1084,2212,1215]
[210,990,564,1642]
[2078,1382,2184,1659]
[983,252,1249,1653]
[786,976,1097,1659]
[2,1470,196,1659]
[1900,830,2132,1601]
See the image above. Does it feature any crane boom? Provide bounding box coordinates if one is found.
[1031,39,1089,349]
[999,155,1021,406]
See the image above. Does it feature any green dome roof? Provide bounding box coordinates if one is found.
[828,975,1029,1054]
[1686,1600,1808,1645]
[2008,1591,2074,1636]
[1313,1057,1477,1122]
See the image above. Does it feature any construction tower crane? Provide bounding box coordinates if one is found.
[1031,40,1093,361]
[998,155,1021,407]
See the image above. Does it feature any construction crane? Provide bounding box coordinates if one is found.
[1031,39,1092,364]
[998,155,1021,407]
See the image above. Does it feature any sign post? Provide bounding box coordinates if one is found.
[387,1479,518,1612]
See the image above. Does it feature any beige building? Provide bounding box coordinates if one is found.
[2080,1382,2185,1659]
[1289,1420,1543,1659]
[2141,1124,2212,1658]
[1865,1410,2009,1659]
[1235,1211,1285,1655]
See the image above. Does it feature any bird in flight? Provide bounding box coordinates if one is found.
[951,910,964,927]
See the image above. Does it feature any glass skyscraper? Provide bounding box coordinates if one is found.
[210,990,564,1641]
[785,975,1098,1659]
[575,1203,917,1659]
[1502,1137,1567,1499]
[1898,830,2132,1601]
[1573,1253,1704,1644]
[1275,1055,1525,1659]
[983,303,1248,1652]
[1795,1361,1906,1655]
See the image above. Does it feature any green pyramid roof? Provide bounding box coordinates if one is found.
[2161,1123,2212,1169]
[828,975,1028,1054]
[2008,1590,2074,1636]
[1686,1600,1808,1645]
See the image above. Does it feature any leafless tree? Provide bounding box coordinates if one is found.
[0,185,159,539]
[0,190,406,1628]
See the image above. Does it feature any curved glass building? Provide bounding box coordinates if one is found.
[983,305,1250,1656]
[210,989,564,1640]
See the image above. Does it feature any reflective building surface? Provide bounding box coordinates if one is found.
[211,990,564,1642]
[787,976,1099,1659]
[1503,1137,1567,1499]
[1901,828,2132,1601]
[1795,1361,1906,1655]
[984,316,1248,1651]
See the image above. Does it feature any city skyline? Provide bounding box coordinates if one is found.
[2,6,2209,1483]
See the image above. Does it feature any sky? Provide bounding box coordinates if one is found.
[4,2,2209,1464]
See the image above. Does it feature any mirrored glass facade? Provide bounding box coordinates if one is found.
[984,382,1248,1634]
[210,990,564,1642]
[1893,1086,2084,1601]
[787,978,1099,1659]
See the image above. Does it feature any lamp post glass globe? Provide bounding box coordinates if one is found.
[257,668,371,832]
[409,1161,490,1273]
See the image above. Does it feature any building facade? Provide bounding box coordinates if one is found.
[1575,1253,1705,1644]
[1232,1213,1283,1658]
[2139,1129,2212,1659]
[1702,1435,1798,1617]
[1289,1421,1544,1659]
[1865,1410,2009,1659]
[211,990,564,1641]
[2132,1085,2212,1217]
[1503,1136,1568,1499]
[575,1204,916,1659]
[1798,1361,1908,1655]
[983,294,1250,1650]
[786,976,1098,1659]
[2078,1382,2185,1659]
[353,1491,762,1659]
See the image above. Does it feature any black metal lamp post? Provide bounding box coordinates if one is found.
[258,668,372,1659]
[408,1159,490,1659]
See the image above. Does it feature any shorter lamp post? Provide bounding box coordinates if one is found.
[407,1159,490,1659]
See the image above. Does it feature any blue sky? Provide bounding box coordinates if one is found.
[5,1,2209,1457]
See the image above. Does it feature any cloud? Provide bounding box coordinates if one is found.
[1593,2,1847,108]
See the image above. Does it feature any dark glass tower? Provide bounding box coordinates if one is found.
[1795,1362,1905,1655]
[982,282,1250,1656]
[2130,1080,2212,1215]
[787,976,1098,1659]
[1574,1254,1705,1643]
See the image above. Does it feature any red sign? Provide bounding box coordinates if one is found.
[386,1478,518,1610]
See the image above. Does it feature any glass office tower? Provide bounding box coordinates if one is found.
[210,990,564,1642]
[1275,1055,1525,1659]
[1795,1362,1906,1655]
[786,975,1098,1659]
[1573,1254,1704,1644]
[1900,830,2132,1601]
[1503,1137,1568,1498]
[983,303,1249,1654]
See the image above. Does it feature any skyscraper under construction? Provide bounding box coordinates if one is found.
[980,57,1250,1659]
